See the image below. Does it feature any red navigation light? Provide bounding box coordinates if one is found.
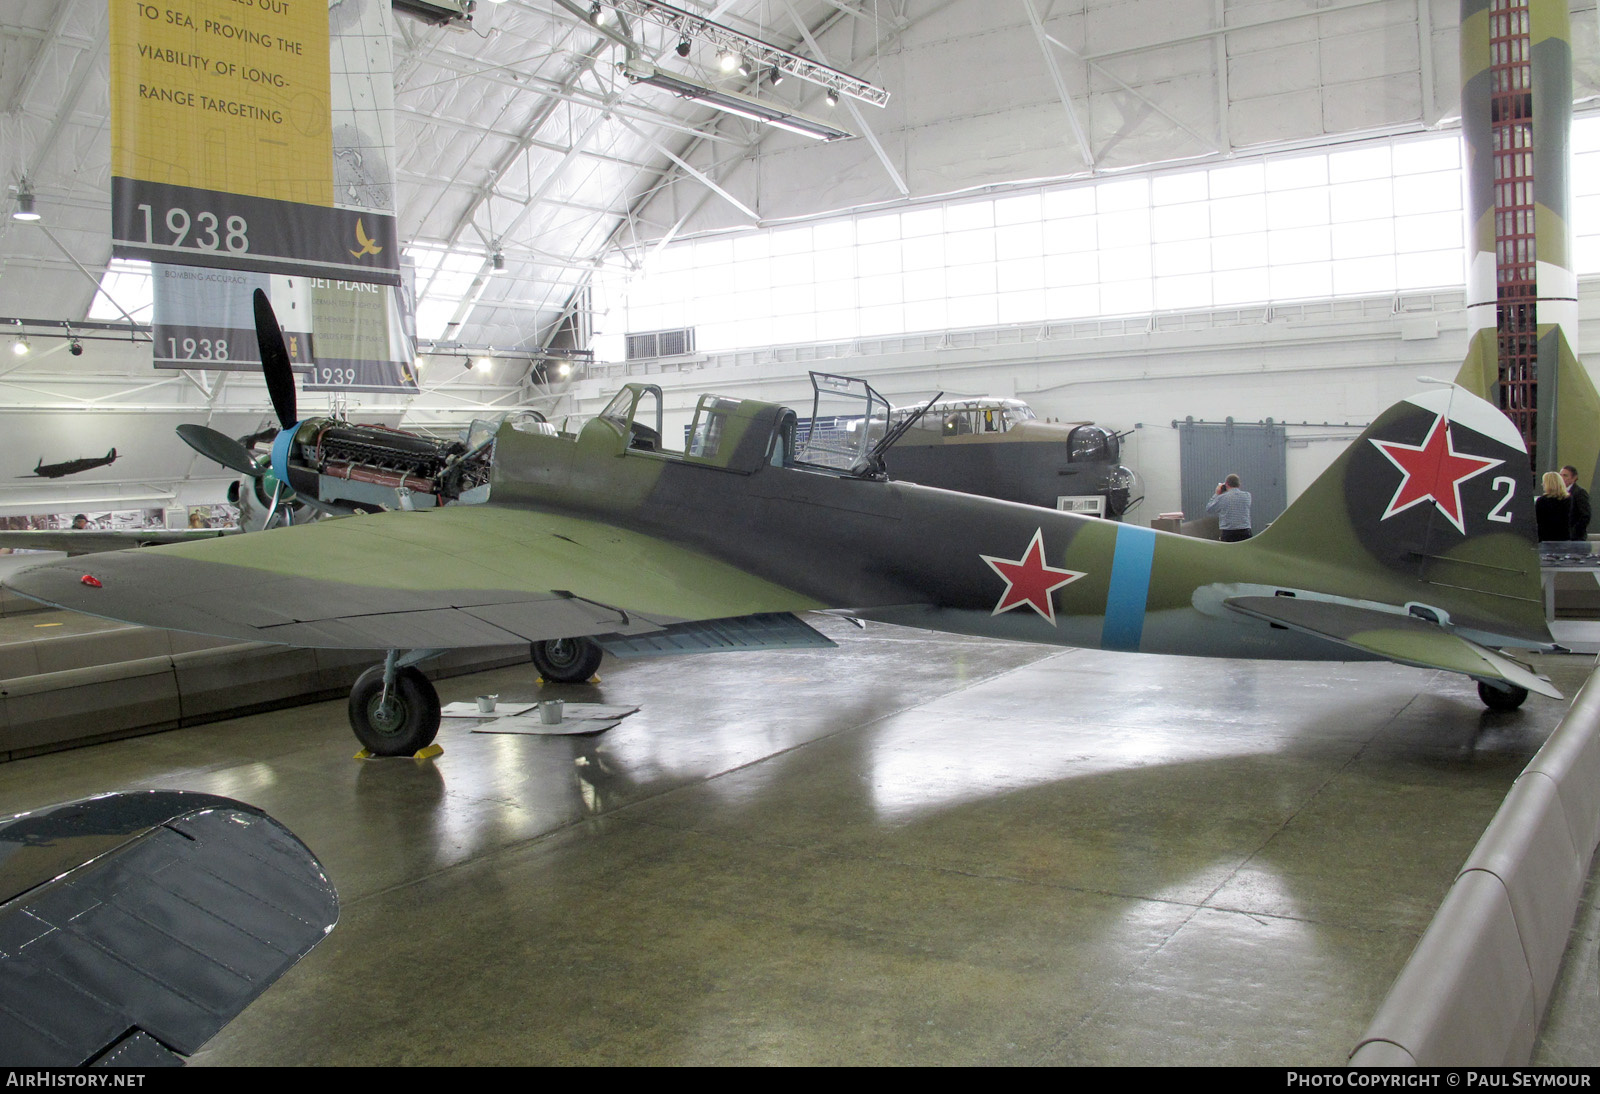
[80,574,101,588]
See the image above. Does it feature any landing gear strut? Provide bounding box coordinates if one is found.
[532,637,603,683]
[349,652,442,755]
[1478,680,1529,712]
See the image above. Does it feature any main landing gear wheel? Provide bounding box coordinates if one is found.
[532,638,603,683]
[1478,681,1530,712]
[349,664,441,755]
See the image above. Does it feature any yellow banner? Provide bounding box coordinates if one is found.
[110,0,332,206]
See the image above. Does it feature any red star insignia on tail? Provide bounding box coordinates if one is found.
[1370,413,1503,535]
[981,529,1085,625]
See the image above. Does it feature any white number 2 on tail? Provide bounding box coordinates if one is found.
[1487,476,1515,524]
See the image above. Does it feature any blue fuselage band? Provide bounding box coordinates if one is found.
[1101,524,1157,651]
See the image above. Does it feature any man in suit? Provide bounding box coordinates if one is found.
[1561,465,1591,541]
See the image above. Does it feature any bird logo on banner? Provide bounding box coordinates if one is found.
[350,219,383,259]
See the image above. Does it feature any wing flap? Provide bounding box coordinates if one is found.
[1223,595,1562,699]
[595,612,837,658]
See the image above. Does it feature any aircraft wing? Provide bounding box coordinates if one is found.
[0,791,337,1066]
[1223,595,1561,699]
[0,528,235,556]
[2,504,824,650]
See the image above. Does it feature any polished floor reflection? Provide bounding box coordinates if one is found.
[0,618,1591,1065]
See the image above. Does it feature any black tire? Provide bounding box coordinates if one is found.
[349,664,441,755]
[532,638,603,683]
[1478,681,1529,712]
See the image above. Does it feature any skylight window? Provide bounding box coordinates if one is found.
[87,259,153,322]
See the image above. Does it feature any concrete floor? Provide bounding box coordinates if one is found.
[0,616,1594,1066]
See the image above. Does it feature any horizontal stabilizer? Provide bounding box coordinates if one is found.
[595,611,836,659]
[0,791,338,1066]
[1223,595,1561,699]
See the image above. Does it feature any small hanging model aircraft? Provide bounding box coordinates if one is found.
[28,448,118,479]
[1,292,1562,757]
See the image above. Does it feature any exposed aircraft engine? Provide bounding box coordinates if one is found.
[307,422,491,500]
[283,419,495,513]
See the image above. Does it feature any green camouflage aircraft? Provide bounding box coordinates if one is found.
[2,293,1561,755]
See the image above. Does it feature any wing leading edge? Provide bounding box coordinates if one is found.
[2,504,824,650]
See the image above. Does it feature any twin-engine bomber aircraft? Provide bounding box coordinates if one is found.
[1,294,1562,755]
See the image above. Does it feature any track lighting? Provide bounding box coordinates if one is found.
[825,88,839,106]
[588,2,608,26]
[718,50,739,73]
[12,337,29,357]
[738,57,753,77]
[676,37,691,57]
[69,337,83,357]
[769,66,783,86]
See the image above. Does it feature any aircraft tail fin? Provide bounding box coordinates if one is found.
[1252,383,1549,652]
[1455,326,1600,485]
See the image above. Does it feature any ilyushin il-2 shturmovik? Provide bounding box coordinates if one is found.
[2,291,1566,756]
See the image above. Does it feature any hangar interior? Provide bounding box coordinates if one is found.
[3,0,1597,518]
[1,0,1600,1068]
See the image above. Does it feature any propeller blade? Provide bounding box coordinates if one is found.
[177,424,263,477]
[253,288,298,430]
[262,482,286,529]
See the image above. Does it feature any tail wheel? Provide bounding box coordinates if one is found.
[532,638,603,683]
[350,664,441,755]
[1478,681,1529,712]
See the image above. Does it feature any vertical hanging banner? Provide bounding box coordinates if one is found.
[151,266,315,371]
[110,0,400,285]
[301,277,419,392]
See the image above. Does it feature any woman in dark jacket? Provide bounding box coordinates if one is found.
[1536,471,1573,542]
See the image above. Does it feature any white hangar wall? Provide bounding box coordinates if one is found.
[567,285,1554,522]
[568,108,1600,523]
[567,282,1600,521]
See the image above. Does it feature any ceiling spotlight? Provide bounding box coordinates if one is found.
[12,187,39,222]
[769,66,784,86]
[718,50,739,73]
[825,88,840,107]
[738,57,753,77]
[69,337,83,357]
[676,37,691,57]
[492,251,505,271]
[11,337,29,357]
[557,362,572,378]
[476,357,492,371]
[588,2,609,26]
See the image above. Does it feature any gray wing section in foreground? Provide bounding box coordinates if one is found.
[0,791,338,1066]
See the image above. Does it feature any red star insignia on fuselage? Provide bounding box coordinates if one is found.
[1370,413,1503,535]
[980,529,1085,625]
